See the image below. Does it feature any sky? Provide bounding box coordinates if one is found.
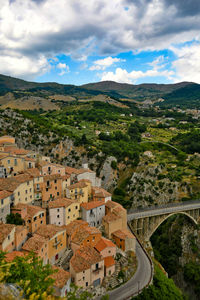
[1,0,200,85]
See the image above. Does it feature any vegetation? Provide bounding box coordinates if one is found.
[6,213,24,225]
[133,263,185,300]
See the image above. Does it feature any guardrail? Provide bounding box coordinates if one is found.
[124,223,154,299]
[128,199,200,215]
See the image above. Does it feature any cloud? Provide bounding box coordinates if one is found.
[171,43,200,83]
[101,57,174,83]
[57,62,70,76]
[89,56,125,71]
[0,0,200,79]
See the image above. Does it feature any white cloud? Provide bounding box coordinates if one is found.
[171,43,200,83]
[90,56,125,71]
[0,0,200,79]
[101,58,174,84]
[57,62,70,76]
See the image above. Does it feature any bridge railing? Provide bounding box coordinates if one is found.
[128,199,200,215]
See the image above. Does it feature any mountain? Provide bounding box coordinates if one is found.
[0,73,200,109]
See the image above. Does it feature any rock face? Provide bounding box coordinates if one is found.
[100,156,117,189]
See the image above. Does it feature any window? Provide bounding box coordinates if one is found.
[95,263,99,270]
[40,220,43,224]
[8,235,10,240]
[30,195,32,199]
[34,216,37,221]
[57,192,59,196]
[25,197,27,201]
[30,188,32,192]
[46,188,48,192]
[47,181,50,187]
[54,179,57,184]
[86,282,88,287]
[18,192,20,196]
[1,199,3,205]
[55,186,57,190]
[7,160,10,164]
[83,277,85,280]
[57,209,60,212]
[25,190,28,194]
[1,208,4,213]
[92,237,95,241]
[27,181,29,186]
[68,208,71,212]
[87,240,89,243]
[57,215,60,218]
[108,250,111,253]
[14,159,17,166]
[75,206,78,210]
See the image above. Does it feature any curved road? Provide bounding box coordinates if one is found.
[97,239,152,300]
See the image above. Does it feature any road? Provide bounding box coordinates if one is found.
[97,239,152,300]
[128,200,200,221]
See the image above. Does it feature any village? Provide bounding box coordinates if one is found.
[0,135,136,298]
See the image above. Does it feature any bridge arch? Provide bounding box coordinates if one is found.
[148,211,198,240]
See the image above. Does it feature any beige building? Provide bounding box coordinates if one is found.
[112,229,136,252]
[0,223,15,252]
[22,234,48,265]
[0,174,35,206]
[38,162,65,176]
[70,246,104,288]
[0,190,11,222]
[67,180,91,204]
[35,224,66,264]
[49,198,80,226]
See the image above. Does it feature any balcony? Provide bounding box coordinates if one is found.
[92,266,102,274]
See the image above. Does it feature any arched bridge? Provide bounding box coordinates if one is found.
[128,200,200,241]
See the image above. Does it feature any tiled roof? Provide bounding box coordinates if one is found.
[13,204,45,218]
[65,167,94,175]
[72,226,101,245]
[51,266,70,288]
[39,162,64,168]
[4,148,30,155]
[0,174,33,192]
[49,198,75,209]
[81,201,105,210]
[103,213,120,223]
[22,234,47,253]
[0,153,9,159]
[68,181,88,190]
[5,251,25,262]
[95,237,116,252]
[112,229,135,240]
[61,175,70,180]
[93,187,111,198]
[70,246,103,273]
[113,206,126,214]
[24,157,36,162]
[0,190,11,200]
[62,220,88,236]
[35,224,65,239]
[22,168,41,178]
[0,224,15,245]
[105,200,119,209]
[104,256,115,268]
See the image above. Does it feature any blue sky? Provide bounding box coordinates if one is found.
[1,0,200,85]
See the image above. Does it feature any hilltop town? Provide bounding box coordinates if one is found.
[0,135,136,298]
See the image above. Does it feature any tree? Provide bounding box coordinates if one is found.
[6,213,23,225]
[0,251,55,299]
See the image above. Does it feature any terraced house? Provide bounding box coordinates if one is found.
[0,190,11,222]
[49,198,80,226]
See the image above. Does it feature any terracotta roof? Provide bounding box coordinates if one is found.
[0,174,33,192]
[24,157,36,162]
[68,181,88,190]
[5,251,25,262]
[112,229,135,240]
[65,166,80,175]
[51,266,70,288]
[0,190,11,200]
[49,198,76,209]
[61,175,70,180]
[62,220,88,236]
[72,226,101,245]
[70,246,103,273]
[22,168,41,178]
[35,224,65,239]
[65,167,94,175]
[93,187,111,198]
[104,256,115,268]
[39,162,64,168]
[81,201,105,210]
[113,206,126,214]
[22,234,47,253]
[0,224,15,245]
[0,153,9,159]
[95,237,116,252]
[13,204,45,218]
[4,148,30,155]
[103,213,120,223]
[105,200,119,209]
